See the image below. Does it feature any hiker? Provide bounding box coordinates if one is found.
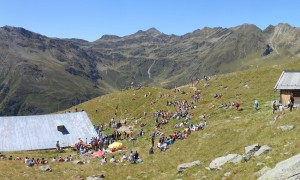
[149,146,154,154]
[235,102,240,110]
[101,156,107,165]
[134,151,139,160]
[121,153,128,162]
[0,152,5,159]
[254,100,259,110]
[56,141,61,151]
[110,155,117,163]
[272,101,277,114]
[27,160,35,167]
[24,157,30,163]
[41,158,48,164]
[289,94,294,112]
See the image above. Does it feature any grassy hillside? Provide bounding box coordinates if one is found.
[1,59,300,180]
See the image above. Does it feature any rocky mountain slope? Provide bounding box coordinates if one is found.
[1,23,300,115]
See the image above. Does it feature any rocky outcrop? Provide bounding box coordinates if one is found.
[254,145,272,157]
[278,125,295,131]
[177,160,201,172]
[209,154,242,170]
[39,165,52,172]
[258,153,300,180]
[86,174,105,180]
[245,144,261,154]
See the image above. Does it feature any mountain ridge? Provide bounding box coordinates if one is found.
[1,23,300,115]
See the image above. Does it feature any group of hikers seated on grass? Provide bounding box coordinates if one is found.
[0,152,70,167]
[100,150,142,165]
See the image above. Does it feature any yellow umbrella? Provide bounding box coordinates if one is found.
[108,142,123,149]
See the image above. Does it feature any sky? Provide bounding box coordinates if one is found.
[1,0,300,41]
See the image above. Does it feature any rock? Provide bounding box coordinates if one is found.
[258,153,300,179]
[177,160,201,172]
[245,144,261,154]
[209,154,243,170]
[86,174,105,180]
[73,160,84,165]
[254,166,271,177]
[39,165,51,172]
[73,175,84,180]
[284,142,292,147]
[254,145,272,157]
[278,125,295,131]
[242,153,252,162]
[224,172,232,177]
[257,162,264,166]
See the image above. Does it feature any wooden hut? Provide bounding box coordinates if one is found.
[274,71,300,106]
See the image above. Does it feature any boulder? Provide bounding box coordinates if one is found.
[258,153,300,180]
[86,174,105,180]
[177,160,201,172]
[39,165,51,172]
[278,125,295,131]
[254,145,272,157]
[245,144,260,154]
[242,153,252,162]
[209,154,242,170]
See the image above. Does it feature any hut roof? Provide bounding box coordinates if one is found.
[274,71,300,90]
[0,112,97,151]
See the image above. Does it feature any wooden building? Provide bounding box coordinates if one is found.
[274,71,300,106]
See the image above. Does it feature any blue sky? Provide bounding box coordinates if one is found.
[1,0,299,41]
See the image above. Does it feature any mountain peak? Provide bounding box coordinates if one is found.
[134,28,161,36]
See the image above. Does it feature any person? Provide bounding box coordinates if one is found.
[56,141,61,151]
[134,151,139,160]
[149,146,154,154]
[24,157,30,164]
[110,155,117,163]
[272,101,277,114]
[129,151,135,164]
[254,100,259,110]
[27,160,35,167]
[101,156,106,165]
[235,102,240,110]
[8,155,12,160]
[121,153,128,162]
[69,155,73,161]
[52,157,57,162]
[151,136,155,147]
[204,120,208,127]
[41,158,48,164]
[290,94,294,112]
[0,152,5,159]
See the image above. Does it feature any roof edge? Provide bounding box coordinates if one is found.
[274,71,285,89]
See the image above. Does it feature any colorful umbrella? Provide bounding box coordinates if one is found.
[108,142,123,149]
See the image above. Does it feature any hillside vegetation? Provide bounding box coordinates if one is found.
[2,23,300,115]
[1,59,300,179]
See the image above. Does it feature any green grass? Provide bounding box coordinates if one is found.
[1,58,300,179]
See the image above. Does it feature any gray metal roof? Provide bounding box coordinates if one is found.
[0,112,97,151]
[274,71,300,90]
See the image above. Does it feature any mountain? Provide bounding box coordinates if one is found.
[1,23,300,115]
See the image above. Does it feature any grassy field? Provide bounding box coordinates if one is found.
[1,58,300,180]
